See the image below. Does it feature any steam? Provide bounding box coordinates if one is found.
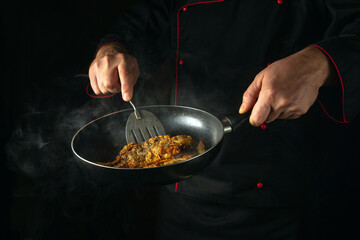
[5,73,163,238]
[6,74,131,195]
[5,52,173,198]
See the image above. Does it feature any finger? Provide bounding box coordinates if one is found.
[95,64,119,94]
[277,111,294,120]
[94,67,119,95]
[286,114,302,119]
[249,93,271,127]
[88,68,101,95]
[265,110,281,123]
[278,112,302,120]
[239,73,263,114]
[97,78,109,94]
[104,69,121,93]
[89,60,109,94]
[118,64,136,101]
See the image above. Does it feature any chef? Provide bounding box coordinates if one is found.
[88,0,360,239]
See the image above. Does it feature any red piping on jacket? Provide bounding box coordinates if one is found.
[174,0,225,106]
[309,44,348,124]
[174,0,225,192]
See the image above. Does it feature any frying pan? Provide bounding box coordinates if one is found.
[71,105,249,188]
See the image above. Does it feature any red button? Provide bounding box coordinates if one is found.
[179,59,184,65]
[182,7,188,11]
[257,182,263,189]
[277,0,284,4]
[260,123,267,130]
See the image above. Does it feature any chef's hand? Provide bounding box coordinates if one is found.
[88,43,140,101]
[239,46,336,127]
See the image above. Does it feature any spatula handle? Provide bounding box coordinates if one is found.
[129,101,141,119]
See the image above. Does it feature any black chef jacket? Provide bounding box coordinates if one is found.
[97,0,360,207]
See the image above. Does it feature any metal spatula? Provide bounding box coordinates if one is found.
[125,101,166,144]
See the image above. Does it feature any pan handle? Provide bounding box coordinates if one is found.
[221,111,251,133]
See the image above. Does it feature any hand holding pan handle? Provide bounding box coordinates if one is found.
[221,110,252,133]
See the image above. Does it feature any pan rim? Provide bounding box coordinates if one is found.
[71,105,225,170]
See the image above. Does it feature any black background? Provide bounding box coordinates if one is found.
[2,1,167,239]
[1,0,360,239]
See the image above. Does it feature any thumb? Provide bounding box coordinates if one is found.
[121,80,134,102]
[118,55,140,102]
[239,74,263,114]
[118,65,136,102]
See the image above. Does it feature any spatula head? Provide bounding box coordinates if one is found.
[126,109,166,144]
